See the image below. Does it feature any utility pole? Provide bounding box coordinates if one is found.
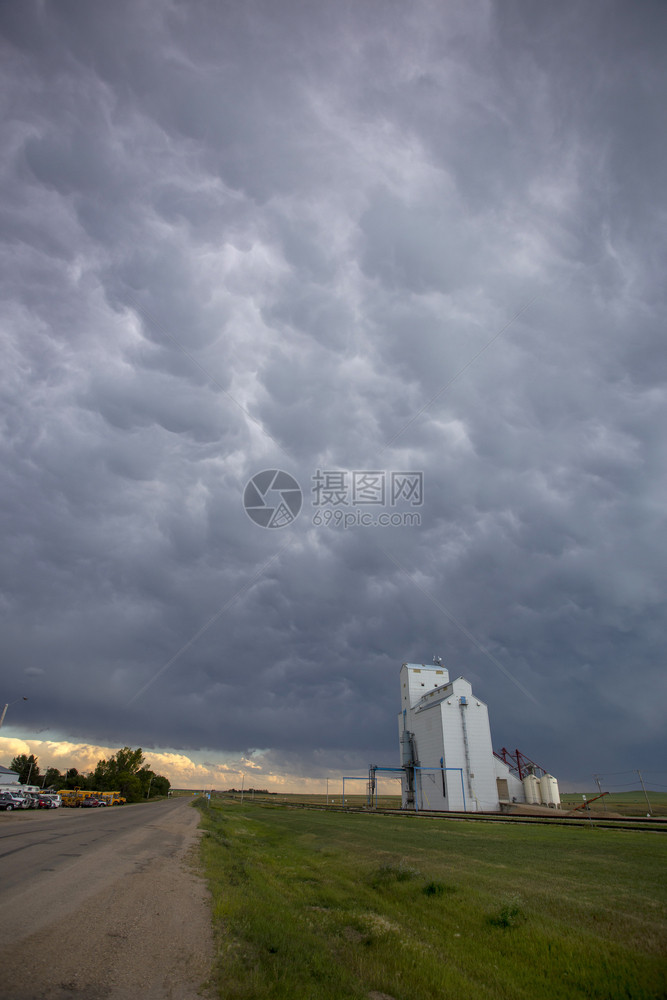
[594,774,607,813]
[637,770,653,816]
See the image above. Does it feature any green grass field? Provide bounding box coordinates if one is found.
[559,791,667,818]
[195,798,667,1000]
[206,789,667,817]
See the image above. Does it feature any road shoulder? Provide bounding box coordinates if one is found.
[0,799,214,1000]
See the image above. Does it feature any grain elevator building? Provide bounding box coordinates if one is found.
[398,661,529,812]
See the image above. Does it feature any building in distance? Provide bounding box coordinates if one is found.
[398,661,560,812]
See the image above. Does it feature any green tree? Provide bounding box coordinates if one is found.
[138,766,155,798]
[64,767,81,789]
[135,767,169,798]
[91,759,110,790]
[115,772,142,802]
[94,747,145,790]
[150,775,170,797]
[46,747,170,802]
[115,747,145,774]
[42,767,63,790]
[91,747,156,802]
[9,753,41,785]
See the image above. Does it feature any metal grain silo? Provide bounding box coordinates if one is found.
[522,773,542,804]
[539,774,560,808]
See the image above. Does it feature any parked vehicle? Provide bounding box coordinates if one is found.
[60,789,97,807]
[60,788,126,807]
[0,790,29,810]
[38,792,62,809]
[0,792,18,811]
[11,785,43,808]
[98,791,126,806]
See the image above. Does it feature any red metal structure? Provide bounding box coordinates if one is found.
[565,791,609,814]
[493,747,548,780]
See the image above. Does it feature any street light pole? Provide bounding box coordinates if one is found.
[0,697,28,728]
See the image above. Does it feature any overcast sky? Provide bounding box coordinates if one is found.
[1,0,666,794]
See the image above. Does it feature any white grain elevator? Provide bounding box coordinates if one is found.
[398,661,528,812]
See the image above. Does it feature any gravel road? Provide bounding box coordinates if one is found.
[0,797,214,1000]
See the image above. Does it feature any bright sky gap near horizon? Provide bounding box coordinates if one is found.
[1,1,666,793]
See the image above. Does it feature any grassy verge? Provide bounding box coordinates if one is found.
[196,799,667,1000]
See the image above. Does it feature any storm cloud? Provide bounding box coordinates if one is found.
[1,0,666,791]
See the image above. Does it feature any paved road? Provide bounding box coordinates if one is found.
[0,797,214,1000]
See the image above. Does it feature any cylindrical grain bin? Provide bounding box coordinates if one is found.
[539,774,560,808]
[523,773,542,804]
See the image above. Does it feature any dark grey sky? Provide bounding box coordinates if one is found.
[1,0,665,791]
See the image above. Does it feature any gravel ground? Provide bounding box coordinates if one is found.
[0,797,214,1000]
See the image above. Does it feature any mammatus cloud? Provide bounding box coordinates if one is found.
[1,1,666,791]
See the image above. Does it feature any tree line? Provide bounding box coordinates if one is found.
[7,746,170,803]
